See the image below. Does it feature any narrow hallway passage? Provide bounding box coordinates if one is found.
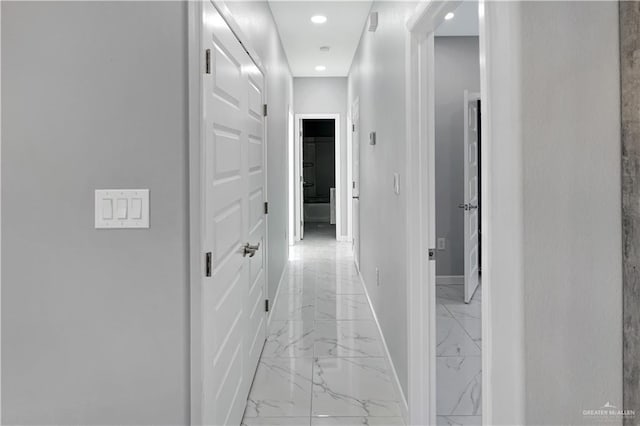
[242,224,405,426]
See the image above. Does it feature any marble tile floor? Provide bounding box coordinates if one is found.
[242,223,482,425]
[436,284,482,425]
[242,224,405,426]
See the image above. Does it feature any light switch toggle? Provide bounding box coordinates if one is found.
[130,198,143,219]
[117,198,128,219]
[102,199,113,220]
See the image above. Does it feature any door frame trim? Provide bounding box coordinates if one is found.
[405,2,526,425]
[288,105,296,246]
[293,113,343,241]
[187,2,269,424]
[0,4,3,420]
[187,3,202,423]
[346,108,353,243]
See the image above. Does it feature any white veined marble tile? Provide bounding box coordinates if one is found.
[451,315,481,349]
[438,304,453,319]
[316,282,365,297]
[311,416,405,425]
[312,357,402,417]
[242,417,311,426]
[315,294,373,320]
[436,285,465,305]
[444,302,481,321]
[262,320,315,358]
[436,415,482,426]
[244,358,313,417]
[271,292,315,322]
[315,320,384,358]
[282,272,318,295]
[436,357,482,416]
[437,315,481,357]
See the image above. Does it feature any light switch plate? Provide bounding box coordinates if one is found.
[95,189,149,229]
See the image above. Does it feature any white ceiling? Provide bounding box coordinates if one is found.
[268,1,373,77]
[435,0,479,37]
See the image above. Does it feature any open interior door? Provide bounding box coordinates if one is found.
[463,90,481,303]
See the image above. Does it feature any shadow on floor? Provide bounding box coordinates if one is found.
[303,222,336,241]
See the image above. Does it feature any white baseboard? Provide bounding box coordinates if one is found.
[357,269,410,423]
[436,275,464,285]
[267,264,288,327]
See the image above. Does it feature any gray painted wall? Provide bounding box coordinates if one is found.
[348,2,418,399]
[1,1,293,424]
[434,36,480,277]
[294,77,348,238]
[519,2,622,423]
[2,2,190,424]
[225,1,294,302]
[483,3,621,423]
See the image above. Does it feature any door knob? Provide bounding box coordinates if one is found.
[243,242,260,257]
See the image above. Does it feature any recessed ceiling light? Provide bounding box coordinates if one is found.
[311,15,327,24]
[444,12,455,20]
[320,46,331,52]
[315,65,326,72]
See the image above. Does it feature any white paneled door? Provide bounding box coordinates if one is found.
[351,98,360,270]
[463,91,481,303]
[201,2,267,424]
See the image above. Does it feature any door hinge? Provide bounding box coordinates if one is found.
[205,49,211,74]
[428,248,436,261]
[263,104,268,117]
[205,252,212,276]
[352,124,356,132]
[265,299,270,312]
[264,202,269,214]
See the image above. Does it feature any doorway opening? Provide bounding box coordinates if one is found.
[303,119,335,236]
[405,0,510,424]
[293,114,341,242]
[433,5,482,422]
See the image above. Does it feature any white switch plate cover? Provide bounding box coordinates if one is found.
[95,189,149,229]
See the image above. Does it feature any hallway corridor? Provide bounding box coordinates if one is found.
[242,224,405,425]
